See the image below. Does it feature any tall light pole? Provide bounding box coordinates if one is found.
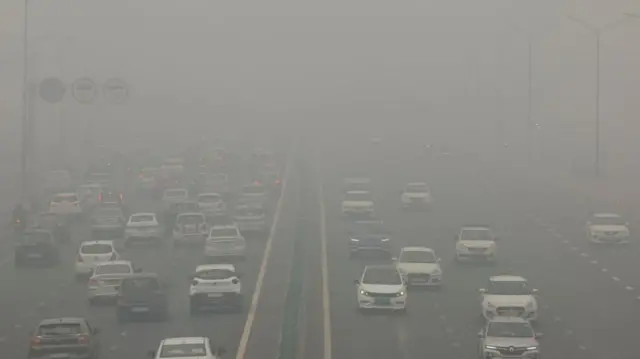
[567,14,638,177]
[20,0,30,201]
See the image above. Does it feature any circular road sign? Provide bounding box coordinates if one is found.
[71,77,97,104]
[39,77,66,104]
[103,78,129,104]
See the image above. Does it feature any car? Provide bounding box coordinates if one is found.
[77,183,102,210]
[90,206,126,238]
[98,188,124,207]
[197,173,231,197]
[342,177,372,193]
[32,211,71,243]
[400,182,432,210]
[148,337,227,359]
[125,213,163,246]
[205,223,246,260]
[28,317,101,359]
[341,190,375,218]
[87,260,139,305]
[480,275,538,322]
[15,230,60,268]
[161,158,185,178]
[85,172,111,187]
[49,192,83,217]
[394,247,442,287]
[162,188,190,210]
[189,264,243,314]
[478,317,541,359]
[586,213,630,244]
[75,240,120,279]
[355,265,407,312]
[44,169,72,193]
[173,212,208,246]
[346,219,390,257]
[254,170,282,195]
[455,225,498,263]
[238,183,268,205]
[116,273,169,323]
[197,193,226,216]
[136,167,160,191]
[233,203,269,235]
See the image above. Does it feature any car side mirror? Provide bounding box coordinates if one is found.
[354,279,360,285]
[477,331,484,338]
[531,288,539,293]
[478,288,487,293]
[147,350,156,358]
[535,332,543,338]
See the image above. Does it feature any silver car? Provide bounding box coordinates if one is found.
[233,203,268,235]
[478,317,541,359]
[87,260,139,304]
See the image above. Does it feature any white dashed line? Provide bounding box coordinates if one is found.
[578,345,587,351]
[565,329,574,335]
[601,268,608,273]
[579,252,588,258]
[0,337,6,342]
[444,327,455,334]
[553,316,562,322]
[570,246,578,251]
[562,240,570,244]
[450,342,461,348]
[590,260,598,265]
[612,277,621,282]
[439,315,447,322]
[626,286,634,291]
[109,345,118,352]
[14,324,21,329]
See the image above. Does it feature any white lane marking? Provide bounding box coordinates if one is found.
[590,260,598,265]
[450,341,461,348]
[602,268,608,273]
[562,240,570,244]
[578,345,587,351]
[236,141,296,359]
[626,286,634,291]
[612,277,621,282]
[570,246,578,251]
[553,316,561,322]
[565,329,574,335]
[0,337,6,342]
[319,183,332,359]
[579,253,588,258]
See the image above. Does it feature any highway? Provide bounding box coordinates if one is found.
[303,138,640,359]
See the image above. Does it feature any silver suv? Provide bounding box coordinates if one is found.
[478,316,541,359]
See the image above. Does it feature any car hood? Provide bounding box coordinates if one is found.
[484,295,535,307]
[342,200,374,207]
[403,193,429,198]
[459,240,495,248]
[360,284,404,294]
[485,337,538,348]
[351,234,388,240]
[590,225,628,232]
[397,263,440,274]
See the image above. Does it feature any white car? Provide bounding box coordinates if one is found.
[400,182,432,210]
[44,169,72,193]
[87,260,137,304]
[355,265,407,312]
[394,247,442,287]
[455,226,498,262]
[480,275,538,322]
[162,188,190,210]
[77,183,102,210]
[197,193,226,215]
[478,317,541,359]
[239,183,268,205]
[49,192,83,216]
[75,240,120,279]
[233,203,269,234]
[341,190,375,217]
[205,224,246,259]
[587,213,630,244]
[173,212,208,245]
[125,213,163,245]
[148,337,227,359]
[189,264,243,314]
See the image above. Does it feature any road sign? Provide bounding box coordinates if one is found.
[71,77,97,104]
[103,78,129,104]
[39,77,66,103]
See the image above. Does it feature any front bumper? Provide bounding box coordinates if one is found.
[358,294,406,310]
[456,250,495,262]
[483,308,537,321]
[590,234,630,244]
[482,347,540,359]
[191,292,243,309]
[205,246,246,258]
[402,198,431,208]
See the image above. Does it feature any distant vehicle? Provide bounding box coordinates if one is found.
[173,212,208,246]
[162,188,189,210]
[98,189,124,207]
[197,193,226,216]
[49,192,82,217]
[77,183,102,209]
[342,177,372,193]
[346,219,390,257]
[90,206,126,238]
[161,158,185,178]
[85,172,111,186]
[87,260,138,305]
[479,275,538,322]
[233,203,268,235]
[455,225,498,263]
[341,190,375,218]
[394,247,442,287]
[15,230,60,268]
[478,317,541,359]
[355,265,407,313]
[124,213,163,247]
[400,182,432,210]
[117,273,169,323]
[197,173,231,197]
[238,183,268,205]
[205,224,246,260]
[28,317,101,359]
[32,211,71,243]
[75,240,120,280]
[148,337,227,359]
[254,170,282,195]
[189,264,243,314]
[136,167,160,191]
[44,169,72,193]
[586,213,630,244]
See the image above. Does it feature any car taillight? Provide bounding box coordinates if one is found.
[254,180,261,185]
[275,179,281,185]
[87,278,98,287]
[98,193,102,202]
[119,193,124,201]
[77,255,84,263]
[30,336,42,347]
[110,253,117,260]
[77,334,90,345]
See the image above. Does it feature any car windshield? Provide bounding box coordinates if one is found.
[38,323,83,336]
[486,322,534,338]
[159,343,207,358]
[345,192,372,201]
[362,267,402,285]
[81,243,113,254]
[52,194,78,203]
[210,227,238,238]
[460,229,492,241]
[122,277,159,292]
[165,190,187,198]
[178,215,204,225]
[591,216,625,226]
[405,184,429,193]
[487,280,530,295]
[399,250,436,263]
[131,215,155,223]
[195,268,235,280]
[95,264,131,275]
[198,195,221,203]
[243,185,266,194]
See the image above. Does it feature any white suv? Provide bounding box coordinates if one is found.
[480,275,538,322]
[587,213,630,244]
[455,226,498,262]
[149,337,226,359]
[125,213,163,246]
[189,264,243,314]
[355,265,407,312]
[205,224,246,259]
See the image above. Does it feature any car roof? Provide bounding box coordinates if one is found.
[406,182,428,186]
[488,316,530,324]
[195,264,236,272]
[96,260,131,267]
[401,246,434,253]
[131,213,156,217]
[162,337,207,345]
[80,240,114,246]
[489,275,527,282]
[346,190,370,195]
[177,212,205,217]
[592,213,621,218]
[39,317,86,326]
[54,192,77,197]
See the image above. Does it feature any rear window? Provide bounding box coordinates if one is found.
[160,343,207,358]
[131,215,155,223]
[52,194,78,203]
[165,190,187,198]
[38,323,83,336]
[122,277,160,292]
[80,243,113,254]
[95,264,131,275]
[195,268,235,280]
[209,227,239,238]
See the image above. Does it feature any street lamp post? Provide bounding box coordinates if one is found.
[20,0,30,201]
[567,14,638,177]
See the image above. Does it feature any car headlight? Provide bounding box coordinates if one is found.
[359,289,370,296]
[526,346,538,351]
[395,291,405,297]
[484,345,497,350]
[381,238,390,242]
[350,238,360,242]
[431,268,442,276]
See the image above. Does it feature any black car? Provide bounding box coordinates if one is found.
[33,212,71,243]
[116,273,169,323]
[28,317,100,359]
[165,201,200,234]
[15,230,60,267]
[347,219,391,258]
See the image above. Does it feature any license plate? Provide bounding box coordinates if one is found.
[374,297,391,305]
[207,293,223,298]
[27,253,42,258]
[132,307,149,312]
